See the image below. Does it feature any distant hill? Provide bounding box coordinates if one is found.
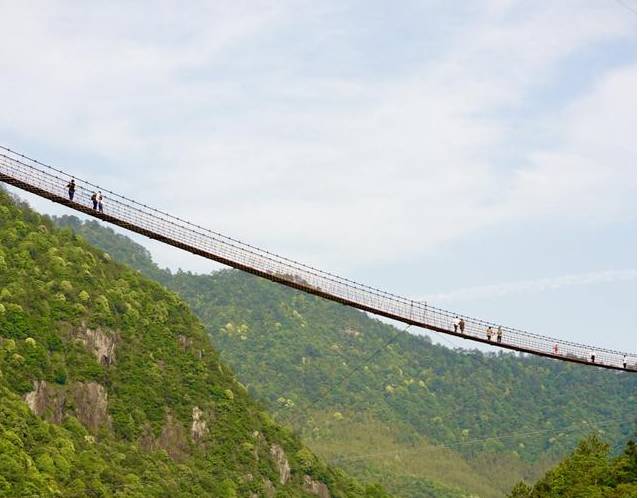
[54,213,637,498]
[0,190,388,497]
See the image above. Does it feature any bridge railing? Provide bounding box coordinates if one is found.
[0,146,635,372]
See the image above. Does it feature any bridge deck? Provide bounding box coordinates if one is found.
[0,146,635,373]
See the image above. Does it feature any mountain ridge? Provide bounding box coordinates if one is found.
[53,212,637,497]
[0,189,389,497]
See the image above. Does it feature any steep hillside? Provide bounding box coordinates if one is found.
[0,191,389,497]
[55,214,637,497]
[508,434,636,497]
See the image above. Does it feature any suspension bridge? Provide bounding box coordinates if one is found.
[0,145,635,372]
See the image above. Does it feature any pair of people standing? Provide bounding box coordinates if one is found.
[486,326,502,343]
[91,191,104,213]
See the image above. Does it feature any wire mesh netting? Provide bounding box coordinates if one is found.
[0,146,635,372]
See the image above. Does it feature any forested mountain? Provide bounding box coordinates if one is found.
[508,435,636,497]
[0,190,388,497]
[55,214,637,498]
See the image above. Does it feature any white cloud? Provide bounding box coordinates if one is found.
[422,269,636,303]
[503,67,636,222]
[0,0,634,273]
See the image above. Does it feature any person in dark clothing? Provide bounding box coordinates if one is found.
[66,178,76,201]
[496,326,503,343]
[91,192,98,210]
[459,318,465,334]
[623,355,627,369]
[97,191,104,213]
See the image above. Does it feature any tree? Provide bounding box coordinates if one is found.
[508,435,637,498]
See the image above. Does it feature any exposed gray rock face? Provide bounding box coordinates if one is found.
[251,430,264,460]
[157,413,189,461]
[263,479,276,498]
[138,424,156,453]
[71,381,111,433]
[191,406,208,442]
[303,475,331,498]
[24,380,110,433]
[24,381,65,423]
[139,413,190,461]
[177,334,192,351]
[75,326,117,366]
[270,444,291,485]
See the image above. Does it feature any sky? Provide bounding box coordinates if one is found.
[0,0,636,353]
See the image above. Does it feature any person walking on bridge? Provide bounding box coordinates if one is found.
[91,191,98,210]
[453,317,460,333]
[496,326,502,343]
[97,192,104,213]
[623,354,627,369]
[486,326,493,341]
[66,178,76,201]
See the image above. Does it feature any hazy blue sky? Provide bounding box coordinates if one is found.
[1,0,636,352]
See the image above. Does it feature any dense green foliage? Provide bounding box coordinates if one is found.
[509,435,636,497]
[0,191,388,497]
[55,213,637,497]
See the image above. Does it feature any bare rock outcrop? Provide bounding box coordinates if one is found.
[177,335,192,351]
[24,380,110,433]
[139,413,190,461]
[191,406,208,442]
[71,382,111,433]
[270,444,291,485]
[263,479,276,498]
[157,413,189,461]
[138,424,156,453]
[303,475,331,498]
[74,325,117,366]
[24,381,66,423]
